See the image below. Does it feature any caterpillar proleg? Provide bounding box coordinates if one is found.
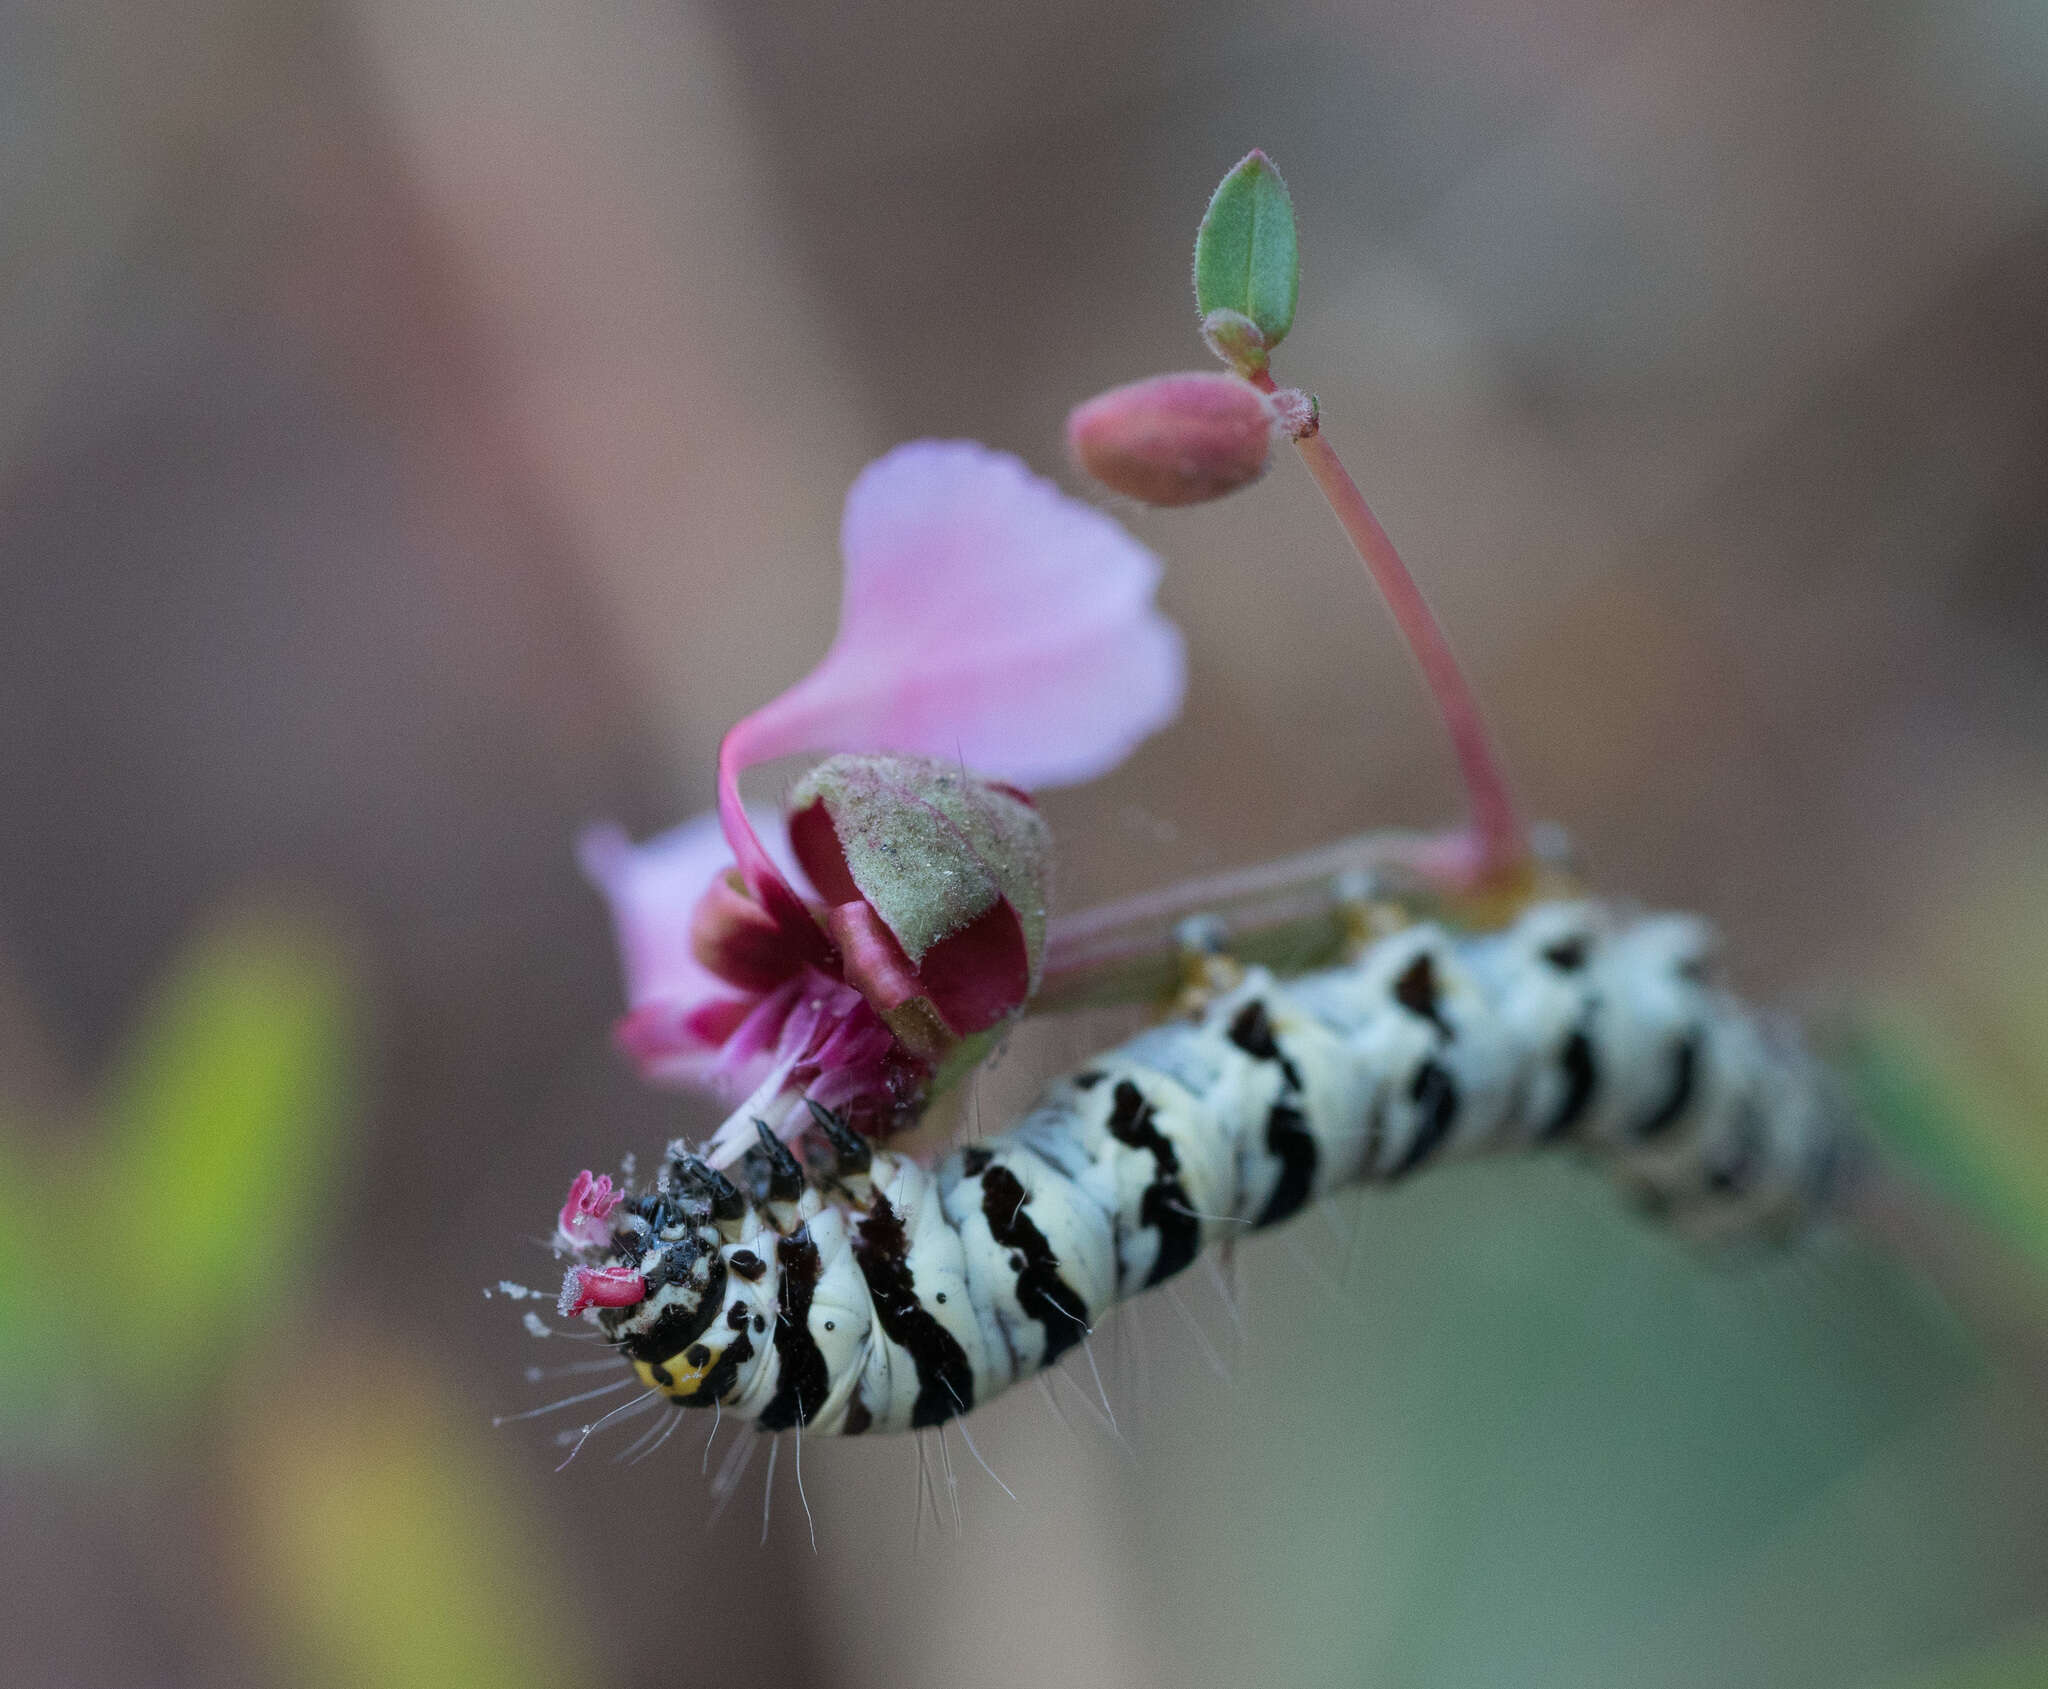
[553,898,1860,1436]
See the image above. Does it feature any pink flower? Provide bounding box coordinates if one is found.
[581,440,1185,1165]
[1067,371,1276,506]
[577,806,807,1091]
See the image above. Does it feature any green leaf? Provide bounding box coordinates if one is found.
[0,905,357,1451]
[1194,150,1299,350]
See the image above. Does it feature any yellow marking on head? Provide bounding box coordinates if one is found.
[635,1342,721,1402]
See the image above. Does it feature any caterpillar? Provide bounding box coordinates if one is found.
[552,898,1861,1439]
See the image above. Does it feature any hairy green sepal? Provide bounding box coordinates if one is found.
[790,752,1049,981]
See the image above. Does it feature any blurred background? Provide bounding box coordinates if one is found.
[4,0,2048,1683]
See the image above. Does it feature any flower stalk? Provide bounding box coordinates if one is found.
[1070,146,1532,893]
[1037,824,1566,1013]
[1243,363,1528,888]
[580,441,1185,1156]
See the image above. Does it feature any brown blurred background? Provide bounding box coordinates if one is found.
[4,0,2047,1685]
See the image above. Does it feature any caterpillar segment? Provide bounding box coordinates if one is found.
[570,900,1861,1434]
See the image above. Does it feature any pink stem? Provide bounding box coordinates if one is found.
[1253,371,1526,882]
[1038,827,1456,1011]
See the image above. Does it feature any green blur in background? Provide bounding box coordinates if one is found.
[0,911,354,1443]
[5,880,2047,1686]
[0,911,594,1687]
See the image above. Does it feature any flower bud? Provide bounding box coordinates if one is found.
[1199,308,1268,378]
[1066,371,1274,507]
[786,752,1049,1052]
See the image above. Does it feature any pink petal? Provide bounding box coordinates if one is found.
[699,968,921,1166]
[690,867,818,993]
[579,808,813,1005]
[579,807,816,1084]
[787,799,861,905]
[826,900,924,1012]
[612,996,759,1087]
[714,975,806,1073]
[830,887,1032,1037]
[912,899,1031,1035]
[725,440,1186,791]
[715,750,823,938]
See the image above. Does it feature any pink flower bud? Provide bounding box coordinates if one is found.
[1067,371,1274,507]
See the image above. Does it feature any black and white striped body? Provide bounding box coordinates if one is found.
[579,900,1859,1434]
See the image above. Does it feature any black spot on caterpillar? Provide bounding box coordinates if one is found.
[852,1192,976,1429]
[756,1231,828,1433]
[556,900,1861,1436]
[1105,1080,1202,1288]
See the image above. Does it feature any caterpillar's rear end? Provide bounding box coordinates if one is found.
[555,899,1864,1437]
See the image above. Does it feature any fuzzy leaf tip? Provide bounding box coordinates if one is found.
[1193,150,1299,351]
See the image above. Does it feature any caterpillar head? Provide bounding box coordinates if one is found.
[553,1153,747,1400]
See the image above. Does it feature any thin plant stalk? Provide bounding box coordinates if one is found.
[1249,367,1527,885]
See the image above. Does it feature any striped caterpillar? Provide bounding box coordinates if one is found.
[557,896,1860,1437]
